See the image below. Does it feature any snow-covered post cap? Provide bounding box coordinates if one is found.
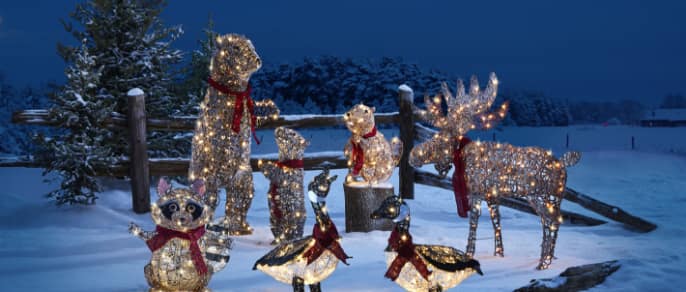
[127,88,145,97]
[398,84,414,102]
[398,84,413,94]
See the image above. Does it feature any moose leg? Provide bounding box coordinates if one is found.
[466,197,482,257]
[292,277,305,292]
[486,197,504,257]
[308,282,321,292]
[224,167,254,235]
[532,194,562,270]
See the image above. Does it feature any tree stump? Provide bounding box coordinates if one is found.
[343,182,394,232]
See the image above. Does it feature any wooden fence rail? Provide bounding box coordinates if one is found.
[4,85,657,233]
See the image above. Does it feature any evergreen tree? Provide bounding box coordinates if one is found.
[38,41,116,205]
[173,15,217,116]
[58,0,184,157]
[59,0,183,115]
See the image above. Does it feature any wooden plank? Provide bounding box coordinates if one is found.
[414,169,607,226]
[564,187,657,232]
[0,152,349,177]
[12,110,399,131]
[398,85,415,199]
[127,89,150,214]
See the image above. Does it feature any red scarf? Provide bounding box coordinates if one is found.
[350,126,377,175]
[267,159,304,219]
[385,227,431,281]
[207,77,260,144]
[146,225,208,275]
[452,136,472,218]
[302,218,350,265]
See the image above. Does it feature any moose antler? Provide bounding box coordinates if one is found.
[410,73,507,177]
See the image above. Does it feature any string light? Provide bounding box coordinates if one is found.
[129,179,232,291]
[371,196,482,291]
[254,170,350,290]
[258,127,309,244]
[343,104,402,185]
[409,73,582,270]
[189,33,279,235]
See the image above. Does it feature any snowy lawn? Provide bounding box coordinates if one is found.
[1,150,685,291]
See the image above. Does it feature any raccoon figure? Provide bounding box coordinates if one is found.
[343,104,403,185]
[258,127,309,244]
[129,178,232,292]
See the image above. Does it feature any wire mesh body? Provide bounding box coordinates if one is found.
[189,33,278,235]
[343,104,402,185]
[409,73,581,269]
[259,127,309,243]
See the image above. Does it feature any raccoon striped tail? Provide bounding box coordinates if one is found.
[390,137,403,166]
[560,151,581,168]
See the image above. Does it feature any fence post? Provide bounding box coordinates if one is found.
[631,136,635,150]
[398,85,415,199]
[128,88,150,213]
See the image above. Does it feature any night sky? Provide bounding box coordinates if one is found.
[1,0,684,105]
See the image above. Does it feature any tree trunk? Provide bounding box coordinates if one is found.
[343,183,394,232]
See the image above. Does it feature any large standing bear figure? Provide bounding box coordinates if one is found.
[190,33,279,235]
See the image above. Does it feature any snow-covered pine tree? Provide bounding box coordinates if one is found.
[58,0,184,158]
[37,41,116,205]
[173,15,217,116]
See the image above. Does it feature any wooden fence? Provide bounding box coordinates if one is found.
[5,86,656,232]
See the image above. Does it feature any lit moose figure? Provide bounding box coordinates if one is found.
[129,178,232,292]
[343,103,402,185]
[258,127,309,244]
[189,33,279,235]
[409,73,581,270]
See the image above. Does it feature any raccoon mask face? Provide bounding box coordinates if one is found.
[151,178,211,231]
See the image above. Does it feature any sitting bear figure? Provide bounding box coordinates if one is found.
[189,33,279,235]
[129,178,232,292]
[258,127,309,244]
[343,103,402,185]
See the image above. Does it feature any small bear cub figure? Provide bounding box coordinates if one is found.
[129,178,232,292]
[344,103,402,185]
[258,127,309,244]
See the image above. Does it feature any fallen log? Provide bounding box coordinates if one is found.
[564,188,657,232]
[414,170,607,226]
[514,260,620,292]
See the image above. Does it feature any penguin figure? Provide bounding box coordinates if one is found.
[254,169,351,292]
[371,195,482,292]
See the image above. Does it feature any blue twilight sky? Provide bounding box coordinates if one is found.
[0,0,684,105]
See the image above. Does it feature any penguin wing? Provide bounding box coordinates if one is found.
[253,236,314,269]
[414,244,481,273]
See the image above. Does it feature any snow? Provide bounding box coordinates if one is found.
[127,88,145,96]
[398,84,413,94]
[74,93,87,106]
[2,127,686,291]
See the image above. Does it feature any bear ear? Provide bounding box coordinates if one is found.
[157,177,171,196]
[191,179,206,197]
